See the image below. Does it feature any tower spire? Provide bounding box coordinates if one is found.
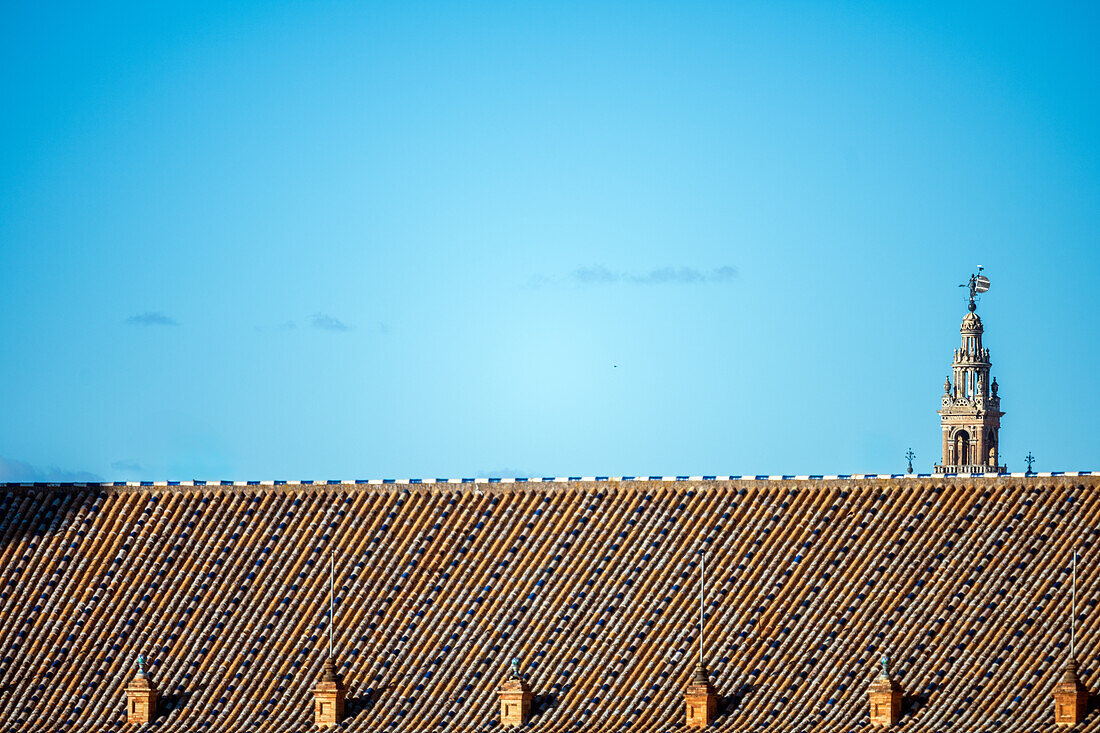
[313,548,346,727]
[935,269,1004,474]
[1071,548,1077,660]
[1053,548,1088,726]
[699,550,705,668]
[684,548,717,727]
[329,549,334,660]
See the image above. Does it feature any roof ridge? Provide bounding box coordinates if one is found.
[2,472,1098,492]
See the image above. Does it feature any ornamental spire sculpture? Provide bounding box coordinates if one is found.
[934,267,1005,474]
[684,550,717,727]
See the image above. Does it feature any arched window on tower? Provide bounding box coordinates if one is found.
[954,430,970,466]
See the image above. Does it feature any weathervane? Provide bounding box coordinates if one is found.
[959,266,990,312]
[905,449,915,474]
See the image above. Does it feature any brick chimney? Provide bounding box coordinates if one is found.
[497,659,533,728]
[1054,658,1088,726]
[313,657,346,728]
[869,657,903,727]
[685,662,718,728]
[125,665,157,725]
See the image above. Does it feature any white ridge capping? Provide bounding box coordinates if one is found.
[9,471,1096,490]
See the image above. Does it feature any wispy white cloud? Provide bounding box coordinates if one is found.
[311,313,350,332]
[126,312,179,326]
[626,265,738,284]
[476,468,534,478]
[573,265,618,284]
[550,265,739,286]
[0,456,101,482]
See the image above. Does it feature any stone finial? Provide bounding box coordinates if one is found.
[685,662,718,728]
[313,657,346,728]
[498,675,533,728]
[869,659,903,727]
[125,659,158,725]
[1054,658,1088,727]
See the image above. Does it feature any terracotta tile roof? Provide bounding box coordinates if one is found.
[0,477,1096,731]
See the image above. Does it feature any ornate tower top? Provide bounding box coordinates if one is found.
[934,268,1005,474]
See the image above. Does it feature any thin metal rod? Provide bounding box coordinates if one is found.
[329,549,335,659]
[1071,549,1077,659]
[699,551,705,667]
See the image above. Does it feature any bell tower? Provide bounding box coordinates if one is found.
[934,268,1005,474]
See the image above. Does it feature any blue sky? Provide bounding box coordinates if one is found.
[1,1,1098,480]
